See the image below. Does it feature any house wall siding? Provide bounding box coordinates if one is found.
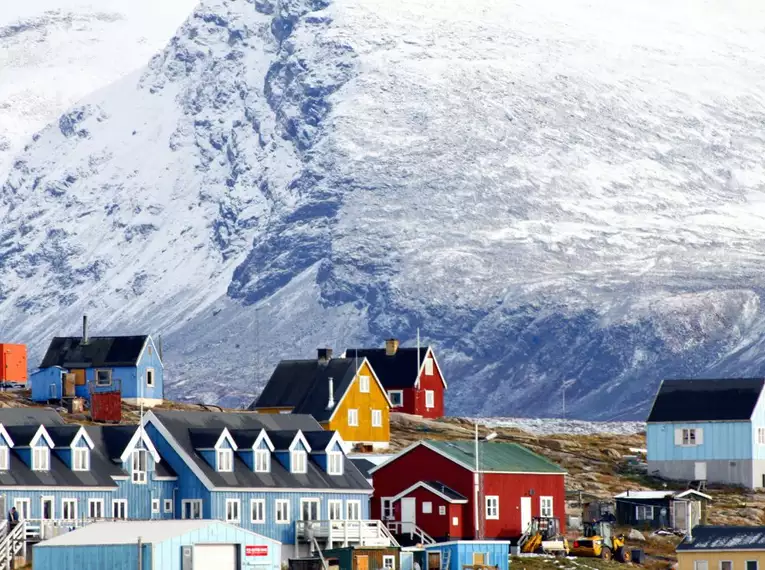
[677,550,765,570]
[392,486,458,540]
[131,340,163,401]
[31,368,65,402]
[646,421,753,461]
[33,543,152,570]
[425,542,510,570]
[646,459,754,488]
[412,351,445,419]
[2,489,115,520]
[326,361,390,445]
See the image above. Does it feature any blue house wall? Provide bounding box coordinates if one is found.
[33,543,152,570]
[30,368,65,402]
[646,421,753,461]
[131,342,164,401]
[425,542,510,570]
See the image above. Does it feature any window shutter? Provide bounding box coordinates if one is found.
[696,428,704,445]
[674,429,683,445]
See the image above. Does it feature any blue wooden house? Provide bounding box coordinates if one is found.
[424,541,511,570]
[646,378,765,489]
[143,409,382,561]
[30,317,163,406]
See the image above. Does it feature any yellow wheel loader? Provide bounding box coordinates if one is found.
[519,517,569,556]
[570,521,632,563]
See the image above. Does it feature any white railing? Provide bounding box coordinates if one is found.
[385,521,436,545]
[296,520,400,548]
[0,522,26,569]
[24,517,135,540]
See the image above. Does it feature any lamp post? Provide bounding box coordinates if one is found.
[474,424,498,540]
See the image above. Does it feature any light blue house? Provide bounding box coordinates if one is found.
[33,519,281,570]
[646,378,765,489]
[425,541,511,570]
[31,316,163,406]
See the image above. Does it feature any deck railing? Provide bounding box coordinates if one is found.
[296,519,399,549]
[385,521,436,545]
[0,522,26,569]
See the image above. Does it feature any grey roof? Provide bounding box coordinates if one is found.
[267,430,301,451]
[46,426,83,447]
[40,336,149,368]
[189,428,224,449]
[422,481,467,501]
[4,425,43,447]
[345,347,431,389]
[249,358,360,422]
[0,408,65,427]
[349,458,376,479]
[150,410,371,491]
[647,378,765,422]
[0,445,118,489]
[677,526,765,551]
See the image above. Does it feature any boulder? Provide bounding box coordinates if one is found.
[628,528,647,542]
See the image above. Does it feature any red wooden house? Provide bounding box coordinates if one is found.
[370,439,566,541]
[345,339,446,419]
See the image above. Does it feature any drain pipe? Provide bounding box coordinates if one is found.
[138,536,143,570]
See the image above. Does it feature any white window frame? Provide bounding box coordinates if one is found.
[327,451,344,475]
[275,499,290,524]
[61,498,77,521]
[163,499,173,514]
[40,496,54,520]
[425,390,435,409]
[112,499,128,520]
[14,499,30,521]
[88,498,104,519]
[348,409,359,427]
[746,561,758,570]
[439,505,446,515]
[217,448,233,472]
[182,499,203,520]
[422,501,433,514]
[291,450,307,474]
[383,555,396,570]
[372,410,382,427]
[73,447,90,471]
[95,369,112,387]
[346,500,361,520]
[250,499,265,524]
[254,449,270,473]
[381,498,394,520]
[146,367,155,387]
[151,498,160,514]
[0,446,8,471]
[540,496,553,518]
[225,498,241,523]
[758,428,765,446]
[328,499,343,520]
[359,375,370,393]
[132,449,147,484]
[635,505,654,520]
[300,498,320,521]
[485,496,499,520]
[424,358,434,375]
[720,562,733,570]
[695,562,709,570]
[388,390,404,407]
[33,447,50,471]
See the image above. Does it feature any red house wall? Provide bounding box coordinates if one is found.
[392,487,459,540]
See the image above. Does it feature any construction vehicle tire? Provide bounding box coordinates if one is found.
[616,547,631,563]
[601,547,612,561]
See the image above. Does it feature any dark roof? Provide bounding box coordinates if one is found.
[0,447,118,488]
[0,408,65,426]
[422,481,467,501]
[230,429,266,449]
[40,336,149,368]
[426,440,566,473]
[647,378,765,423]
[349,458,376,479]
[249,358,361,422]
[97,426,135,462]
[46,426,84,447]
[5,425,44,446]
[150,410,371,491]
[345,347,431,389]
[677,526,765,551]
[304,431,336,451]
[189,428,225,449]
[267,430,301,451]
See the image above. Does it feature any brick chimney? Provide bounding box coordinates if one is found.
[318,348,333,365]
[385,339,399,356]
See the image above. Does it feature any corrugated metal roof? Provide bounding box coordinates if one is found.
[614,491,675,499]
[647,378,765,423]
[427,440,565,473]
[677,526,765,551]
[41,336,148,368]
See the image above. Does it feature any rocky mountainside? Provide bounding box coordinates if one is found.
[3,0,765,418]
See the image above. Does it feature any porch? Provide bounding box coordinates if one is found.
[296,520,399,551]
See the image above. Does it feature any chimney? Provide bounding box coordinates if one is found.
[318,348,332,365]
[82,315,89,345]
[385,339,399,356]
[326,377,335,409]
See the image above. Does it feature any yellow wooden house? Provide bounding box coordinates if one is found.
[249,349,391,450]
[677,526,765,570]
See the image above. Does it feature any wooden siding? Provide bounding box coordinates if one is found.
[31,367,65,402]
[325,361,390,444]
[133,338,163,401]
[425,542,510,570]
[391,486,462,540]
[677,550,765,570]
[33,543,152,570]
[647,421,753,461]
[323,547,400,570]
[390,350,445,419]
[1,489,114,520]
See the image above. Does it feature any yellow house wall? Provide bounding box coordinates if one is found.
[325,361,390,444]
[678,550,765,570]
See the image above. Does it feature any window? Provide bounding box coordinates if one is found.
[439,506,446,515]
[746,562,758,570]
[359,375,370,393]
[328,500,342,520]
[346,500,361,520]
[291,450,307,474]
[164,499,173,514]
[424,357,434,375]
[422,501,433,514]
[372,410,382,427]
[13,499,30,521]
[41,497,54,520]
[473,554,487,566]
[88,499,104,519]
[0,446,8,471]
[217,448,233,472]
[33,447,50,471]
[676,427,703,446]
[452,516,459,526]
[425,390,435,409]
[225,499,240,523]
[301,499,320,521]
[635,505,654,520]
[255,449,270,473]
[276,500,290,524]
[328,451,344,475]
[112,499,127,520]
[388,391,403,407]
[684,429,696,446]
[348,409,359,427]
[95,369,112,386]
[485,496,499,520]
[73,448,90,471]
[182,500,203,519]
[720,562,733,570]
[132,449,147,484]
[758,428,765,445]
[381,498,394,520]
[694,562,708,570]
[62,499,77,521]
[146,368,155,387]
[152,499,160,514]
[540,496,553,518]
[251,499,265,523]
[383,556,396,570]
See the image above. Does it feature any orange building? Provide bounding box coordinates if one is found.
[0,343,28,383]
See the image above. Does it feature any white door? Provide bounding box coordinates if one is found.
[694,462,707,480]
[520,497,532,533]
[194,545,237,569]
[14,499,30,521]
[401,498,416,533]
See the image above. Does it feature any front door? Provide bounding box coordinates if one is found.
[14,499,30,521]
[674,500,688,531]
[357,555,369,570]
[694,462,707,481]
[427,552,441,570]
[401,498,416,533]
[521,497,532,533]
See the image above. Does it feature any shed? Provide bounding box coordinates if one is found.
[425,541,510,570]
[322,546,401,570]
[614,490,711,531]
[32,519,281,570]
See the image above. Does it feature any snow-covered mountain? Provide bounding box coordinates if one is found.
[3,0,765,419]
[0,0,199,176]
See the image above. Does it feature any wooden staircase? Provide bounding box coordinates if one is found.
[0,522,26,570]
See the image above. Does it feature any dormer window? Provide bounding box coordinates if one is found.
[327,451,343,475]
[291,450,307,474]
[73,448,90,471]
[217,448,233,472]
[33,447,50,471]
[132,449,147,484]
[0,446,8,471]
[254,449,270,473]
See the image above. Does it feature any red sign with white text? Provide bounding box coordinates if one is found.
[246,545,269,557]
